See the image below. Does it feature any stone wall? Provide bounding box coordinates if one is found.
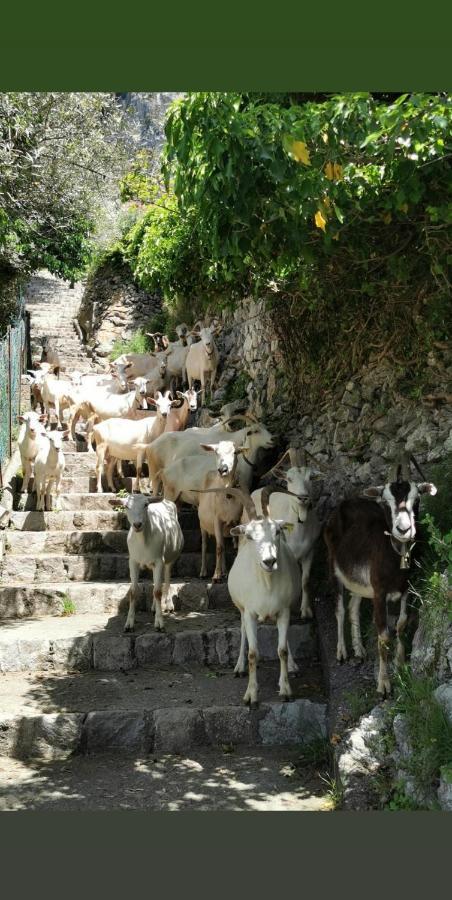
[77,260,161,368]
[216,297,452,496]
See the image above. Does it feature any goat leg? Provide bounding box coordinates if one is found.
[125,558,140,632]
[277,608,292,701]
[395,593,408,667]
[374,594,391,697]
[243,611,259,706]
[153,560,165,631]
[162,563,174,612]
[300,552,314,619]
[234,611,248,677]
[335,583,348,662]
[349,594,366,660]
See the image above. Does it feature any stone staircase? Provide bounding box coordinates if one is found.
[0,272,328,787]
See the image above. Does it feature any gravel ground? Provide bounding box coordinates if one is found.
[0,748,333,811]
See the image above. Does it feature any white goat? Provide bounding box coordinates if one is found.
[34,430,68,511]
[249,449,323,619]
[93,391,175,493]
[70,377,150,446]
[70,370,128,394]
[227,486,302,706]
[109,493,184,632]
[148,417,273,495]
[185,325,220,399]
[17,411,48,496]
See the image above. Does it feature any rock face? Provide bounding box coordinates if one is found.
[335,705,389,810]
[77,260,161,367]
[214,296,452,509]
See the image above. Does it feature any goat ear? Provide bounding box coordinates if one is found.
[200,443,215,452]
[363,486,384,499]
[176,391,185,399]
[18,415,26,423]
[418,482,438,496]
[230,524,246,536]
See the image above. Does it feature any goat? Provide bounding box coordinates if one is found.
[69,370,128,394]
[70,377,150,446]
[139,358,168,398]
[185,325,220,400]
[23,371,45,414]
[17,411,48,496]
[93,391,175,493]
[34,430,68,511]
[112,350,164,380]
[40,337,61,378]
[249,448,323,619]
[323,454,437,697]
[38,365,80,430]
[162,343,190,393]
[147,416,273,495]
[164,389,199,433]
[109,493,184,632]
[225,486,302,706]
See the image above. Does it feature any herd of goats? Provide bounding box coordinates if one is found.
[18,319,438,706]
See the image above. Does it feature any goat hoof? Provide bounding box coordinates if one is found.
[155,625,165,633]
[351,655,365,667]
[249,701,259,709]
[123,626,134,634]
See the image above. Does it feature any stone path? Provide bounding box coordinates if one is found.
[0,271,331,810]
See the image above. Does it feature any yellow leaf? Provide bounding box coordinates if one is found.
[324,162,334,180]
[399,202,408,214]
[290,140,311,166]
[315,210,327,232]
[323,196,332,210]
[322,131,329,144]
[333,163,343,180]
[332,232,340,241]
[382,211,392,224]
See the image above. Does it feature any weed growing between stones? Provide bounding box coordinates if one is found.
[61,595,76,616]
[109,329,150,361]
[393,667,452,799]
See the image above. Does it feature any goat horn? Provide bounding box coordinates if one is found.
[221,414,255,426]
[259,449,291,479]
[301,447,330,473]
[288,446,300,466]
[410,454,427,481]
[261,485,301,518]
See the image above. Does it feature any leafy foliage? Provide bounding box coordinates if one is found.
[109,330,151,361]
[0,92,139,286]
[102,92,452,410]
[394,666,452,798]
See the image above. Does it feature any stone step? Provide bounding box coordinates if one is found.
[0,665,326,758]
[1,550,226,582]
[18,492,122,511]
[9,509,128,532]
[5,528,202,555]
[0,578,229,619]
[0,612,315,673]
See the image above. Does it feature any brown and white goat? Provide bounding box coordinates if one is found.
[164,389,199,432]
[323,457,437,697]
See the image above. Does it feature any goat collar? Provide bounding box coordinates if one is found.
[384,531,415,570]
[241,453,255,469]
